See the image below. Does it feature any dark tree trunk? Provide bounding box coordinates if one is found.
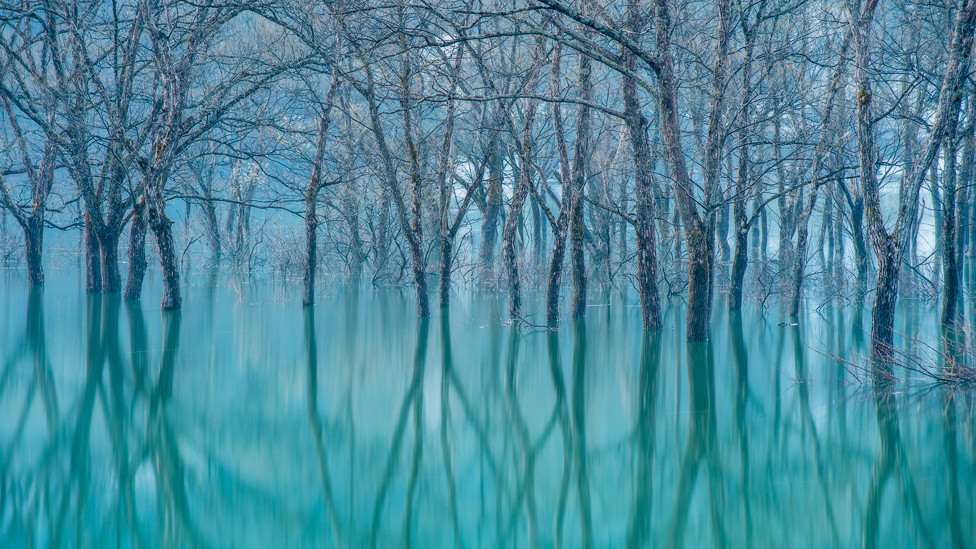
[686,230,712,341]
[84,213,102,294]
[622,40,662,330]
[439,235,452,308]
[303,97,338,306]
[942,134,961,326]
[729,217,749,311]
[99,230,122,294]
[547,216,570,326]
[850,196,870,292]
[24,216,44,287]
[652,0,730,340]
[547,41,574,326]
[870,240,899,366]
[503,100,539,319]
[479,133,502,285]
[303,194,318,306]
[146,190,182,310]
[124,197,148,301]
[729,29,755,312]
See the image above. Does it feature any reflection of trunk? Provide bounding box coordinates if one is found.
[51,296,105,549]
[146,185,182,310]
[503,329,540,547]
[305,308,343,548]
[124,196,149,302]
[666,341,719,549]
[437,315,465,549]
[570,322,593,549]
[790,325,841,546]
[626,331,661,548]
[942,393,965,549]
[546,330,572,549]
[368,319,429,549]
[863,388,936,549]
[729,316,752,544]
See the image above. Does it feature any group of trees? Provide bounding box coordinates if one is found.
[3,0,976,365]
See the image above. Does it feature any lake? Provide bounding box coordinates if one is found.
[0,268,973,548]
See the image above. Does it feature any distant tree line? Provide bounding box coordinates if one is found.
[2,0,976,367]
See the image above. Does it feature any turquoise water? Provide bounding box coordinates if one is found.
[0,269,973,548]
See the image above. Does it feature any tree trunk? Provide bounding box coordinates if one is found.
[24,216,44,287]
[622,44,662,330]
[547,216,570,326]
[124,197,148,301]
[479,133,502,285]
[84,213,102,294]
[942,134,961,326]
[99,230,122,294]
[729,30,755,312]
[851,196,870,293]
[303,194,318,306]
[439,235,452,308]
[503,100,539,319]
[870,239,899,365]
[686,230,712,341]
[146,189,181,310]
[653,0,729,340]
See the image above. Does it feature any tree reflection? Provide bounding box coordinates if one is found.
[368,318,428,549]
[666,339,725,549]
[546,329,572,549]
[729,314,752,545]
[863,385,935,549]
[571,320,594,549]
[305,307,343,548]
[626,330,661,549]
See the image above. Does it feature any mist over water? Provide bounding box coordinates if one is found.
[1,269,973,548]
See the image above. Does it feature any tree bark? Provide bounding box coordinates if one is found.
[547,41,574,326]
[84,213,102,294]
[24,216,44,287]
[146,187,181,310]
[99,229,122,294]
[479,129,503,285]
[303,82,339,306]
[124,196,148,301]
[503,99,540,319]
[569,46,593,319]
[942,130,960,326]
[653,0,730,340]
[622,24,662,330]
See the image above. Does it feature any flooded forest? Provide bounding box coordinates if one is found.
[1,0,975,547]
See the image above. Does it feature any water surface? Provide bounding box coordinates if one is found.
[1,270,973,548]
